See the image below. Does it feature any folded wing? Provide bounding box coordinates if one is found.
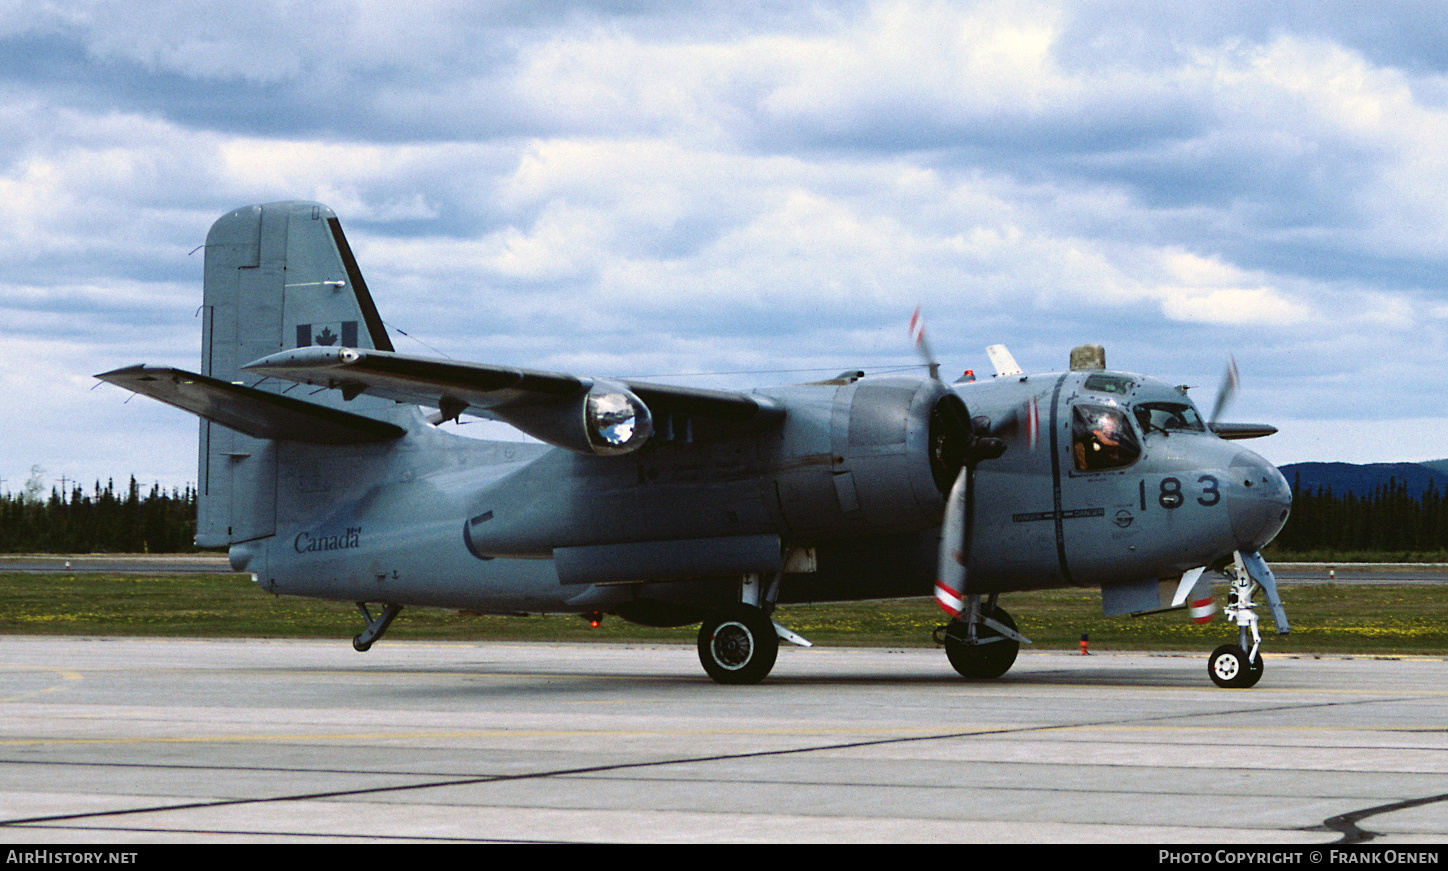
[95,365,406,444]
[242,346,784,454]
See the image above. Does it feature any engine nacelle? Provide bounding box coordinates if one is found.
[768,375,971,538]
[500,379,653,456]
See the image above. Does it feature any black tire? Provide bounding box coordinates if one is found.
[1208,644,1252,688]
[944,605,1019,680]
[1238,652,1265,688]
[698,605,779,685]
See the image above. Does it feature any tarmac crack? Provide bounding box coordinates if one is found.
[1315,792,1448,844]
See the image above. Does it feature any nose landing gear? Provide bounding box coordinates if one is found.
[1207,551,1284,688]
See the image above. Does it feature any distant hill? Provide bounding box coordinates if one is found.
[1280,462,1448,500]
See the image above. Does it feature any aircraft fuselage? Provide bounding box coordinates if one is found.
[233,368,1289,620]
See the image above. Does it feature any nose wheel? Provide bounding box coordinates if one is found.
[1208,643,1264,688]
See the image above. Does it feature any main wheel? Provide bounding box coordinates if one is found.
[1208,644,1259,688]
[698,604,779,685]
[944,605,1019,680]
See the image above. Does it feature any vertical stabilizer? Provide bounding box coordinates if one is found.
[197,201,401,546]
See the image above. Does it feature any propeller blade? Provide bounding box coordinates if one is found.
[934,467,970,617]
[910,306,940,380]
[912,306,1005,619]
[1209,355,1240,425]
[1017,394,1041,452]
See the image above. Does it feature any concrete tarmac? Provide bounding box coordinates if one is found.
[0,636,1444,844]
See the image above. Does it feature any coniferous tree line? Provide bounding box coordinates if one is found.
[1270,475,1448,555]
[0,478,198,553]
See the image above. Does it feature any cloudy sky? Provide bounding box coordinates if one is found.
[4,0,1447,495]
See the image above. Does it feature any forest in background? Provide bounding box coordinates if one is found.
[0,475,197,554]
[1266,473,1448,559]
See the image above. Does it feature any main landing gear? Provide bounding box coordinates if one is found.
[696,573,810,685]
[698,604,779,685]
[1208,643,1263,689]
[934,594,1029,680]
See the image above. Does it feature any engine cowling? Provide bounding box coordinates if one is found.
[768,375,972,538]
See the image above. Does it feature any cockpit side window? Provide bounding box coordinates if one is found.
[1133,401,1206,435]
[1072,404,1142,472]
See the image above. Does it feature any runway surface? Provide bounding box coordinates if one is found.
[0,636,1444,844]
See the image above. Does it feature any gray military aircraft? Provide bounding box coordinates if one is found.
[98,201,1293,688]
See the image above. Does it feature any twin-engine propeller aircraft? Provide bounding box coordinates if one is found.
[99,201,1293,688]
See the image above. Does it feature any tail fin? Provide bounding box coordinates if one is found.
[197,201,404,545]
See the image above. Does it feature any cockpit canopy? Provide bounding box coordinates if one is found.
[1069,372,1215,472]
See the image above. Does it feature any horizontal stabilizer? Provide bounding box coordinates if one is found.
[96,365,406,444]
[242,346,785,427]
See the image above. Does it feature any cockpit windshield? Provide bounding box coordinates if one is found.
[1134,401,1206,435]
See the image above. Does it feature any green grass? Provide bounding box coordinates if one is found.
[1,572,1444,655]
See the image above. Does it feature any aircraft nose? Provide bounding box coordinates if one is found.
[1225,450,1292,550]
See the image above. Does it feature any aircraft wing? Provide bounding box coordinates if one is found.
[242,346,784,435]
[95,365,406,444]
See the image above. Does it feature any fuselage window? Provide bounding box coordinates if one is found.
[1134,401,1206,435]
[1072,404,1142,472]
[1082,373,1135,395]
